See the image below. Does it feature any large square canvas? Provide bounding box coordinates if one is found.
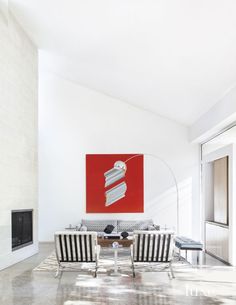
[86,154,144,213]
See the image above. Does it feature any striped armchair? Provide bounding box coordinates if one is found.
[131,230,175,278]
[54,231,100,278]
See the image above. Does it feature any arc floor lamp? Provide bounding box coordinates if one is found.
[107,153,180,234]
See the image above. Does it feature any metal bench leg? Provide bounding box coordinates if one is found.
[197,250,203,265]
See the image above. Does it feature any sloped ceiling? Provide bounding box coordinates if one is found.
[9,0,236,125]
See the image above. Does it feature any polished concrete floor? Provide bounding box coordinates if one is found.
[0,243,236,305]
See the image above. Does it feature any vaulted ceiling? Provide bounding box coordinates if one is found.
[9,0,236,125]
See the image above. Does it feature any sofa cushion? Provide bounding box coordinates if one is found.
[117,219,153,232]
[81,219,118,232]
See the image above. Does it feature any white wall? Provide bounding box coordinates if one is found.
[39,70,200,241]
[0,9,38,270]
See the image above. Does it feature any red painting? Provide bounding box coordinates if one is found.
[86,154,144,213]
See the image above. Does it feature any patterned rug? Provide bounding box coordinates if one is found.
[33,250,188,276]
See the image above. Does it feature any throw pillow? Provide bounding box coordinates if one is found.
[104,224,115,234]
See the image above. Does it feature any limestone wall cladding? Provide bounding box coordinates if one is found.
[0,10,38,270]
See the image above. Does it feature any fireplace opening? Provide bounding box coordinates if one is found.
[12,210,33,251]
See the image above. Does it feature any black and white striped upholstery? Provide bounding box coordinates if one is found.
[54,231,99,277]
[131,231,175,278]
[133,231,174,262]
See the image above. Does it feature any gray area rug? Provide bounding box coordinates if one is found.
[34,250,189,275]
[34,251,236,282]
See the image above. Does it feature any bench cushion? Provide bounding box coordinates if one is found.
[175,236,203,250]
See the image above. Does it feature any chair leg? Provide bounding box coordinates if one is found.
[94,260,98,278]
[131,257,135,278]
[55,264,63,278]
[169,261,175,279]
[55,266,60,278]
[132,264,135,278]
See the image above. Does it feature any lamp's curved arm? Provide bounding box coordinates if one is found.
[124,153,179,234]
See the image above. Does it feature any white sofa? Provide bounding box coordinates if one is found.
[78,219,159,235]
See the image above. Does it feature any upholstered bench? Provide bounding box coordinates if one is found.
[175,236,203,264]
